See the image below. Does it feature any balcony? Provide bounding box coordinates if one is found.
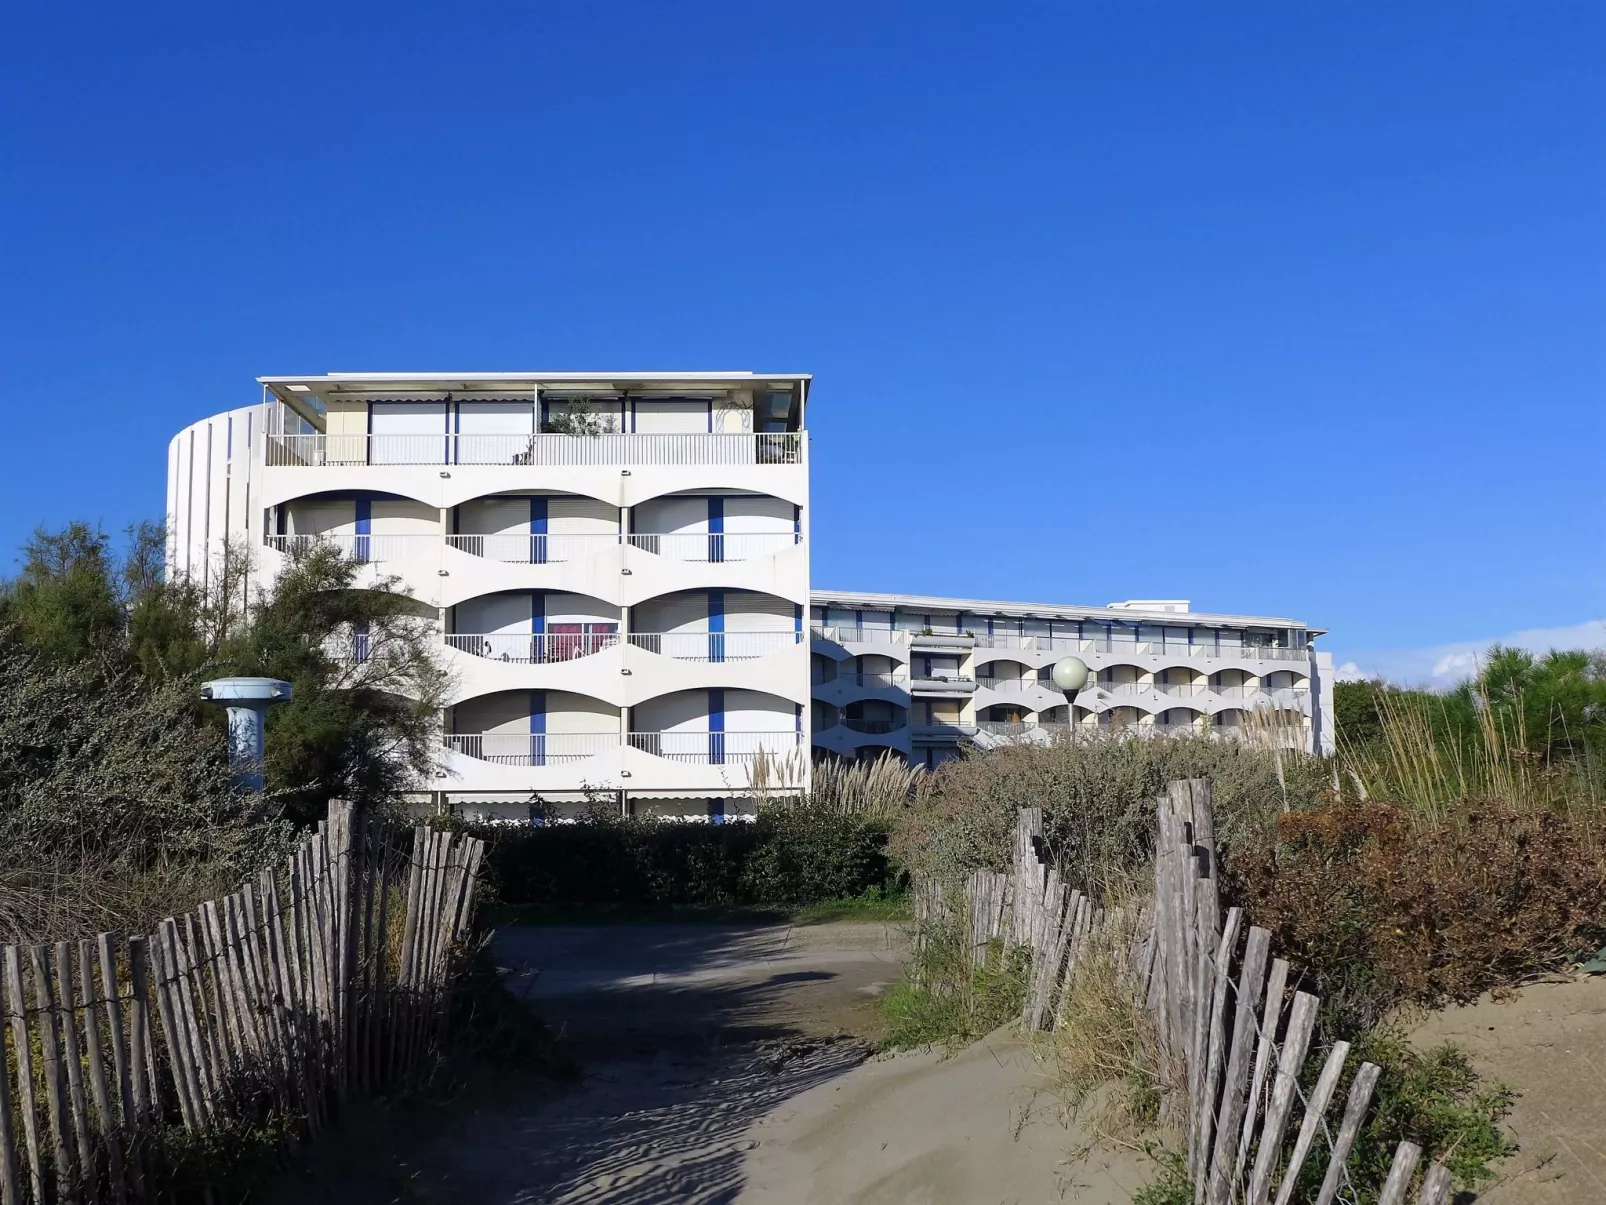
[910,676,978,695]
[840,718,904,735]
[445,632,619,663]
[628,631,802,661]
[446,732,615,765]
[446,533,619,563]
[265,432,804,468]
[812,671,908,688]
[625,532,800,562]
[975,677,1060,694]
[812,626,903,645]
[264,532,436,563]
[911,721,977,742]
[910,632,974,649]
[627,731,802,765]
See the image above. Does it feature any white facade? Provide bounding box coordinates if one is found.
[166,369,1336,818]
[810,591,1336,767]
[167,372,812,820]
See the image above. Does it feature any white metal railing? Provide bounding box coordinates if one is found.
[445,632,619,663]
[811,626,904,645]
[445,533,619,563]
[627,731,802,764]
[628,631,801,661]
[1093,681,1147,697]
[972,632,1033,649]
[445,732,615,765]
[626,531,800,562]
[911,676,977,692]
[975,678,1052,694]
[264,432,804,468]
[910,721,978,738]
[263,533,436,562]
[1156,683,1204,697]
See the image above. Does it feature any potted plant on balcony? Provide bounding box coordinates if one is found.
[540,396,614,436]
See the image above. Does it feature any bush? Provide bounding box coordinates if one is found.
[892,735,1326,896]
[1227,797,1606,1031]
[881,925,1029,1051]
[470,807,898,909]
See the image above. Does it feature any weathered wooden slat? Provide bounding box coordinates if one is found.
[184,913,230,1100]
[1206,926,1271,1205]
[0,949,21,1205]
[1272,1040,1351,1205]
[1234,957,1290,1184]
[161,920,213,1123]
[357,822,379,1094]
[174,919,221,1114]
[78,940,124,1205]
[372,832,394,1090]
[52,941,96,1204]
[125,939,154,1128]
[1415,1161,1453,1205]
[96,934,143,1204]
[1313,1062,1382,1205]
[5,947,44,1205]
[198,902,245,1074]
[149,932,198,1131]
[1378,1142,1422,1205]
[1246,990,1320,1205]
[31,943,79,1193]
[1190,906,1241,1201]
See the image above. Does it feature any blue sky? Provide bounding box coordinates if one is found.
[1,2,1601,682]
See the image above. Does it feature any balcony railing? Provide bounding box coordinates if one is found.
[812,626,903,645]
[627,731,802,764]
[1156,683,1204,697]
[626,532,800,562]
[446,632,619,663]
[976,677,1064,694]
[628,631,801,661]
[265,432,804,468]
[445,533,619,563]
[264,532,436,563]
[840,718,904,735]
[446,732,615,765]
[910,676,977,694]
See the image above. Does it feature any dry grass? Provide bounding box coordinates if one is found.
[1044,882,1184,1141]
[0,855,245,945]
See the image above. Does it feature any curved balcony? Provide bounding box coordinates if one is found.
[446,631,619,664]
[625,531,799,562]
[628,631,802,661]
[445,532,619,563]
[445,732,615,766]
[626,730,802,765]
[264,532,437,564]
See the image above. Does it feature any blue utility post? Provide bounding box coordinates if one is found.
[201,677,293,791]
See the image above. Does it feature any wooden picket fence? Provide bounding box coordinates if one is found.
[913,780,1457,1205]
[0,802,485,1204]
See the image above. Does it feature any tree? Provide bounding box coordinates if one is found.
[2,522,452,828]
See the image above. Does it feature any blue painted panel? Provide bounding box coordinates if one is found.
[530,689,546,767]
[708,688,725,765]
[708,496,724,563]
[708,590,725,663]
[354,497,371,563]
[530,496,548,564]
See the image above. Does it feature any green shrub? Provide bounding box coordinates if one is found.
[880,925,1029,1051]
[1275,1031,1513,1204]
[469,807,898,909]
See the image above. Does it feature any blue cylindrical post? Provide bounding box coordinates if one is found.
[201,677,293,791]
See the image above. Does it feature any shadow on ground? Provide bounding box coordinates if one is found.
[269,922,905,1205]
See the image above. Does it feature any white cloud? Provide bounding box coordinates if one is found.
[1331,618,1606,690]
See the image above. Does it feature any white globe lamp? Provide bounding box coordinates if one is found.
[1050,656,1091,694]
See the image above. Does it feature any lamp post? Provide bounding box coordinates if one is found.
[201,677,293,791]
[1050,656,1091,734]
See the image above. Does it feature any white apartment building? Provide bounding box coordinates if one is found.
[810,591,1334,769]
[168,372,811,820]
[166,370,1334,818]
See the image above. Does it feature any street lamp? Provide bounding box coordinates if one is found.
[1050,656,1091,733]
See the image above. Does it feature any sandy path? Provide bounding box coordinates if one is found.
[1408,975,1606,1204]
[277,920,1151,1204]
